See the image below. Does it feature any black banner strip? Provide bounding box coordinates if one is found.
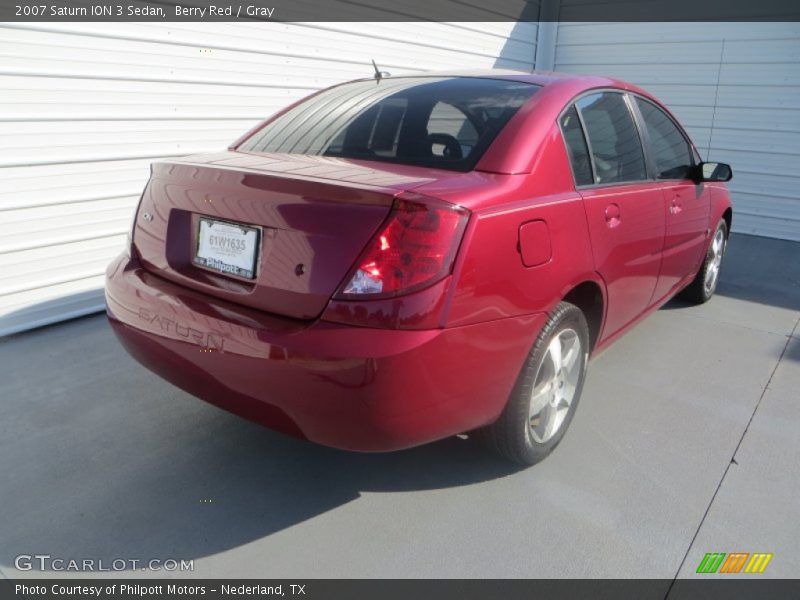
[2,0,800,22]
[5,579,800,600]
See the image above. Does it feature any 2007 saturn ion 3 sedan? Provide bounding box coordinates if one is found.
[106,71,733,465]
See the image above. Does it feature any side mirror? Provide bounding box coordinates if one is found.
[696,161,732,182]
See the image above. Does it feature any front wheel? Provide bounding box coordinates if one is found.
[478,302,589,465]
[681,219,728,304]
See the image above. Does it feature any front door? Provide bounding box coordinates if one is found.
[632,96,711,301]
[655,181,711,300]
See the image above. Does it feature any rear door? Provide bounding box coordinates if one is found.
[632,96,711,302]
[561,91,665,338]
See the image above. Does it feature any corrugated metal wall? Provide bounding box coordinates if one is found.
[0,21,537,336]
[551,22,800,242]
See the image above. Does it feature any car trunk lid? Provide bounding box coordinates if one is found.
[132,152,452,320]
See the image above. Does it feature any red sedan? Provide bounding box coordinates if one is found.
[106,71,733,465]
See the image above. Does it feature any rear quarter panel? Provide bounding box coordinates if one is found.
[438,123,602,328]
[445,194,600,327]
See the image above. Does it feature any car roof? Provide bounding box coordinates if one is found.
[398,69,591,86]
[344,69,654,103]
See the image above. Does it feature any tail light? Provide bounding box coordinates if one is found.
[334,196,469,299]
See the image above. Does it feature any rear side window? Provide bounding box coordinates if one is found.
[559,106,593,186]
[576,92,647,185]
[239,77,540,172]
[635,97,694,180]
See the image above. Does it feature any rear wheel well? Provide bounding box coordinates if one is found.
[563,282,604,352]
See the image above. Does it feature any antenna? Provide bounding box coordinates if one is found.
[371,59,390,83]
[707,38,725,161]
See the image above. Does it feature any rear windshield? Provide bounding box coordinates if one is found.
[238,77,540,172]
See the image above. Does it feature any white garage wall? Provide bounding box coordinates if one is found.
[0,21,537,336]
[551,22,800,242]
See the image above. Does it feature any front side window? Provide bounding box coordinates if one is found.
[576,92,647,185]
[635,97,694,180]
[239,77,540,172]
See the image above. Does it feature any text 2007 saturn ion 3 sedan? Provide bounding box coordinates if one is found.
[106,71,733,465]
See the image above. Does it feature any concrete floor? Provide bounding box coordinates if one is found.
[1,233,798,582]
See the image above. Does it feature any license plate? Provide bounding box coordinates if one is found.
[194,218,260,279]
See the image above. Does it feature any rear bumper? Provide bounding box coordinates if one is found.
[105,253,545,451]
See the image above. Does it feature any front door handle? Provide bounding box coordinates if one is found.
[669,198,683,215]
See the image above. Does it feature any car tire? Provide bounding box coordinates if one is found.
[681,219,728,304]
[478,301,590,465]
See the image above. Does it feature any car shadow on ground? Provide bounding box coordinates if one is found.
[660,233,800,312]
[0,378,521,572]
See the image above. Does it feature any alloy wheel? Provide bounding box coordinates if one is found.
[704,228,726,294]
[528,328,583,444]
